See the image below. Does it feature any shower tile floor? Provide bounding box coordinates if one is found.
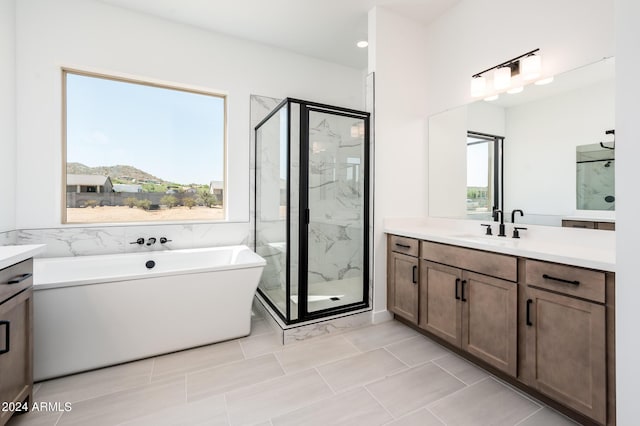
[9,315,578,426]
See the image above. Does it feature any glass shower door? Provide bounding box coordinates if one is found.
[304,108,368,315]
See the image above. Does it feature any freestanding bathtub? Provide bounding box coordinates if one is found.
[32,245,265,380]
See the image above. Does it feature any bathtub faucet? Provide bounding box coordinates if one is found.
[160,237,172,244]
[146,237,157,246]
[129,238,144,245]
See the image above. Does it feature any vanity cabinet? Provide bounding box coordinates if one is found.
[419,242,518,376]
[387,235,420,324]
[523,260,607,424]
[0,259,34,426]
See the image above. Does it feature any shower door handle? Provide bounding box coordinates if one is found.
[305,209,310,224]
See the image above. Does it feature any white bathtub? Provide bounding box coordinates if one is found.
[32,245,265,380]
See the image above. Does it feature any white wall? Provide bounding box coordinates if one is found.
[14,0,362,232]
[0,0,16,233]
[615,0,640,423]
[368,7,429,320]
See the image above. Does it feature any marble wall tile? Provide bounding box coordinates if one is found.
[0,230,17,246]
[20,227,126,257]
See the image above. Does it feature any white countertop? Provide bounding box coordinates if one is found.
[385,217,615,272]
[0,244,46,270]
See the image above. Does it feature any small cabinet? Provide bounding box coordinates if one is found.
[419,260,517,376]
[387,236,419,324]
[0,259,34,426]
[523,260,607,424]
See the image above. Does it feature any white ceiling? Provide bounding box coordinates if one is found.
[98,0,461,69]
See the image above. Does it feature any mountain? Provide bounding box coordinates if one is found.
[66,163,166,184]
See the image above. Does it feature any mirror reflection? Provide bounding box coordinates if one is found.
[428,57,615,227]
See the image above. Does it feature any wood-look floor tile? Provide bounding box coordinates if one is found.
[385,336,449,366]
[56,376,186,426]
[383,408,444,426]
[429,378,541,426]
[317,348,407,392]
[151,339,244,380]
[119,395,228,426]
[239,332,283,358]
[517,408,579,425]
[225,369,333,426]
[35,358,153,404]
[366,363,465,418]
[6,412,62,426]
[271,387,392,426]
[187,354,284,402]
[274,335,360,374]
[342,321,419,352]
[432,354,489,385]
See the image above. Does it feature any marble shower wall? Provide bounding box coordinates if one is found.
[577,160,615,210]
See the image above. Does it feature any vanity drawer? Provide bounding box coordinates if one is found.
[562,220,596,229]
[0,258,34,304]
[389,235,419,257]
[526,260,605,303]
[421,241,517,282]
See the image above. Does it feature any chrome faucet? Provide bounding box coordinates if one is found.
[146,237,157,246]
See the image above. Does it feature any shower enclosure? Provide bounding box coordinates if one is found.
[255,99,370,324]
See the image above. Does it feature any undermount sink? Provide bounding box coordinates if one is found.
[450,233,514,246]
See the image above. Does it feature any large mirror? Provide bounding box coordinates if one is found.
[428,57,615,227]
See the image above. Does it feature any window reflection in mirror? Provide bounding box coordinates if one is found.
[466,132,502,219]
[63,70,226,224]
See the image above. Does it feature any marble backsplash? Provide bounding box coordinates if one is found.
[0,230,17,246]
[12,222,250,258]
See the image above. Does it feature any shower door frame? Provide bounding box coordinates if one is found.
[255,98,371,325]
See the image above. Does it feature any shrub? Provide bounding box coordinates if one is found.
[160,195,178,208]
[85,200,98,208]
[124,197,137,208]
[183,198,197,209]
[197,189,217,208]
[135,199,152,210]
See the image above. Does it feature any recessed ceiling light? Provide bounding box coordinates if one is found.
[535,76,554,85]
[356,40,368,48]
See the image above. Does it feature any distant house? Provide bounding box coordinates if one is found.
[67,174,113,193]
[113,183,142,193]
[209,180,224,200]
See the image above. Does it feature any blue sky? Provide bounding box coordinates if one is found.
[66,73,225,185]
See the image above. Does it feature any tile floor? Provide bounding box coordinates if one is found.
[8,314,578,426]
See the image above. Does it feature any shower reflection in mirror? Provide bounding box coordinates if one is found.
[576,130,615,211]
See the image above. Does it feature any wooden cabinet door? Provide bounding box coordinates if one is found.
[419,261,461,347]
[0,289,33,425]
[388,252,419,324]
[461,271,517,376]
[525,287,606,424]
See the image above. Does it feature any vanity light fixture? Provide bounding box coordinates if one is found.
[484,94,499,101]
[470,48,540,97]
[521,53,542,80]
[507,86,524,94]
[356,40,368,48]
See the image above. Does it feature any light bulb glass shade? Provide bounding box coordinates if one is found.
[493,67,511,90]
[521,54,542,80]
[535,76,554,85]
[356,40,368,48]
[507,86,524,94]
[484,94,499,101]
[470,76,486,97]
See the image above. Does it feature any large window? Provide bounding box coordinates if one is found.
[63,69,226,224]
